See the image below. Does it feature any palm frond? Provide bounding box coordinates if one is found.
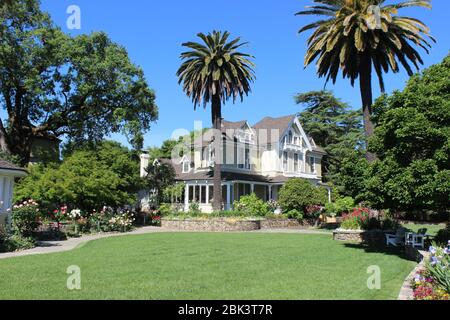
[177,31,255,108]
[297,0,434,90]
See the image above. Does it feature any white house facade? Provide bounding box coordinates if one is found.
[0,160,28,229]
[140,114,330,213]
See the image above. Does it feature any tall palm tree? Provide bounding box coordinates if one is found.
[296,0,435,162]
[177,31,255,211]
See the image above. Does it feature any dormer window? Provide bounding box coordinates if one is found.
[182,158,191,173]
[235,127,255,144]
[288,131,293,144]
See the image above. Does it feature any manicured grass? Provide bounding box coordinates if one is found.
[0,233,415,300]
[401,223,446,237]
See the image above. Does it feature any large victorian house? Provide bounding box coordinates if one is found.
[140,114,330,213]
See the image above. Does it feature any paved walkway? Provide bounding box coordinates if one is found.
[0,226,167,260]
[0,227,329,260]
[398,250,428,300]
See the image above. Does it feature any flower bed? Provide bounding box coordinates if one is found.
[1,199,139,253]
[410,243,450,300]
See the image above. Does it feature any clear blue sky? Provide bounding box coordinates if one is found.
[39,0,449,149]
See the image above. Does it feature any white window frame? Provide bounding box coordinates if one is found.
[309,156,316,174]
[244,147,250,170]
[182,159,191,173]
[282,151,288,172]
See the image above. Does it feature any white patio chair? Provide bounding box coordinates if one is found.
[386,228,407,247]
[405,231,426,249]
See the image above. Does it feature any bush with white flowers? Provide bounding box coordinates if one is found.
[11,200,41,237]
[108,211,135,232]
[68,209,82,220]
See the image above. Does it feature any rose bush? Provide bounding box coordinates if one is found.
[11,200,41,237]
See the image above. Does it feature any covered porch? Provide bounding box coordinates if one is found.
[183,180,283,213]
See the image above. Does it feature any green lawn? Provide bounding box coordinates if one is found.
[401,223,446,237]
[0,232,416,300]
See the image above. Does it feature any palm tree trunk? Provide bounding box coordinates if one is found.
[211,94,223,211]
[359,55,377,163]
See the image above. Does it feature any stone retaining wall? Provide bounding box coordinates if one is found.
[161,218,261,232]
[161,218,317,232]
[333,229,389,244]
[260,219,303,229]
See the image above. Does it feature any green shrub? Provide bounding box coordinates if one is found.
[364,217,381,230]
[340,217,361,230]
[188,202,201,216]
[211,211,246,218]
[286,209,303,220]
[0,233,36,253]
[325,197,355,217]
[435,223,450,246]
[381,217,400,231]
[278,178,328,213]
[11,200,41,237]
[234,193,270,217]
[159,203,174,216]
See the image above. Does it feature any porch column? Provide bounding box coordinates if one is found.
[0,177,5,212]
[268,185,272,201]
[250,183,255,194]
[184,184,189,212]
[226,183,232,210]
[303,152,306,173]
[4,178,13,212]
[327,187,332,203]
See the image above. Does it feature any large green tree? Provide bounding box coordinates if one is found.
[14,141,142,211]
[0,0,158,166]
[295,90,364,183]
[364,54,450,213]
[148,139,182,160]
[144,160,176,205]
[296,0,435,162]
[176,31,255,210]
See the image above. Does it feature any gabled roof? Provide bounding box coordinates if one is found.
[0,159,27,175]
[253,115,296,144]
[190,114,325,152]
[253,115,296,132]
[193,120,248,147]
[222,120,247,131]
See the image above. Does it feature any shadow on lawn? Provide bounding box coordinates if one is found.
[341,242,422,262]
